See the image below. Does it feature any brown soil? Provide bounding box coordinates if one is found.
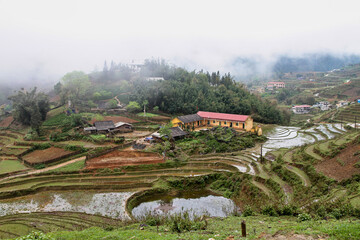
[86,150,164,169]
[22,147,73,164]
[315,143,360,181]
[90,116,138,125]
[119,131,152,138]
[0,116,14,128]
[342,87,360,99]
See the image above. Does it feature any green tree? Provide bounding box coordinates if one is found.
[54,81,62,95]
[8,88,50,134]
[126,101,141,113]
[61,71,90,107]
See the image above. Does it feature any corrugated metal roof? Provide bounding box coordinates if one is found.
[170,127,188,138]
[94,121,115,131]
[84,127,96,131]
[114,122,132,128]
[178,114,203,123]
[197,111,249,122]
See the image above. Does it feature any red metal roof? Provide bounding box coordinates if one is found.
[197,111,249,122]
[293,105,311,108]
[268,82,285,84]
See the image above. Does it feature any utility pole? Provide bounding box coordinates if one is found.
[260,144,263,163]
[355,116,357,131]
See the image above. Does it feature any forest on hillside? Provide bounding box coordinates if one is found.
[86,60,290,124]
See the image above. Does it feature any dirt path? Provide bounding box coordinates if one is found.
[0,156,86,182]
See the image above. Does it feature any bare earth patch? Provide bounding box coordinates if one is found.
[23,147,73,164]
[315,143,360,181]
[86,150,164,169]
[0,116,14,128]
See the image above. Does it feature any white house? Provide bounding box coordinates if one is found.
[292,105,311,114]
[336,101,349,108]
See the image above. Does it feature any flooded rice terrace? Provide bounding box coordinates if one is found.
[0,191,133,220]
[263,124,346,155]
[132,190,237,220]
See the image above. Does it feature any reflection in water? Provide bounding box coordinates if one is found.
[132,195,237,220]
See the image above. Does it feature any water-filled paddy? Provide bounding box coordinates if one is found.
[131,190,237,220]
[0,191,133,220]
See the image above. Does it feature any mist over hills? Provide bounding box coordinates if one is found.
[229,53,360,81]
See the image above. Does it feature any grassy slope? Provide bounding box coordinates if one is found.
[22,216,360,240]
[0,160,27,174]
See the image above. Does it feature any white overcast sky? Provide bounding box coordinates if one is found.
[1,0,360,85]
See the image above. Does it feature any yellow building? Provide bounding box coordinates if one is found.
[171,111,257,133]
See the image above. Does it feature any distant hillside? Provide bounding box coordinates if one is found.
[273,53,360,73]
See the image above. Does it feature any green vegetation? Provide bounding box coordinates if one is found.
[47,159,85,173]
[0,160,27,174]
[169,127,266,155]
[126,101,141,113]
[10,216,360,240]
[8,88,50,134]
[136,112,159,117]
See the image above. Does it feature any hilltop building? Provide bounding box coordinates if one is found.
[171,111,256,133]
[267,81,285,90]
[292,105,311,114]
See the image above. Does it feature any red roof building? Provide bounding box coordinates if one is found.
[197,111,249,122]
[172,111,253,132]
[267,81,285,90]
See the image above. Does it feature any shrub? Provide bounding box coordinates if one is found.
[278,204,299,216]
[168,212,206,233]
[34,164,46,169]
[33,143,51,150]
[262,205,278,217]
[242,205,254,217]
[114,137,124,144]
[344,125,353,130]
[89,134,107,143]
[297,213,311,221]
[64,145,84,152]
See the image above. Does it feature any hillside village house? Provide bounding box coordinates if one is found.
[336,100,349,108]
[84,121,133,134]
[171,111,259,134]
[292,105,311,114]
[267,81,285,90]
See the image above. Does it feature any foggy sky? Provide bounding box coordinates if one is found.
[1,0,360,87]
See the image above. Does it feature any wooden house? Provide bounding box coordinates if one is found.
[171,111,254,132]
[152,127,188,140]
[84,121,133,134]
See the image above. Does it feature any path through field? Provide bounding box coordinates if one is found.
[0,156,86,182]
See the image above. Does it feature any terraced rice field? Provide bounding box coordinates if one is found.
[0,212,122,239]
[0,124,357,239]
[0,160,28,174]
[22,147,74,165]
[0,191,133,220]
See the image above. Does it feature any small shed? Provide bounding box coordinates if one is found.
[152,127,188,140]
[169,127,188,139]
[114,122,133,133]
[94,121,115,133]
[84,126,97,134]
